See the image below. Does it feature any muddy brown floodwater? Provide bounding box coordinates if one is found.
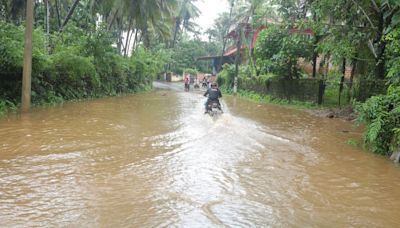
[1,82,400,227]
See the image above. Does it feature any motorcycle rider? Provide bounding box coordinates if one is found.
[204,82,222,113]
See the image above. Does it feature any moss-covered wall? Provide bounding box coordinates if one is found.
[239,77,322,103]
[354,79,388,102]
[238,77,388,104]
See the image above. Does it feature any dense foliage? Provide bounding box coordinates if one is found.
[170,36,218,74]
[0,0,199,113]
[0,21,169,106]
[211,0,400,156]
[255,24,313,78]
[356,26,400,154]
[357,86,400,155]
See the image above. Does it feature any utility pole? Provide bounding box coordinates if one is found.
[21,0,34,112]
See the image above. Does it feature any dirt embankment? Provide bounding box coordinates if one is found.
[306,105,357,121]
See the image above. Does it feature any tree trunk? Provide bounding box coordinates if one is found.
[312,51,318,78]
[338,58,346,107]
[131,29,139,54]
[116,18,123,54]
[46,0,49,34]
[218,1,234,72]
[374,10,385,79]
[218,38,228,73]
[59,0,80,32]
[142,26,150,49]
[371,4,399,79]
[323,54,330,79]
[21,0,34,112]
[247,8,257,76]
[234,27,242,94]
[248,31,256,75]
[375,42,386,79]
[312,35,319,78]
[348,56,357,102]
[127,29,135,55]
[107,8,119,31]
[124,17,133,57]
[45,0,50,53]
[171,18,181,48]
[55,0,61,29]
[311,12,319,78]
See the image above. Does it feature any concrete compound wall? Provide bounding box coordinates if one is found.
[238,77,387,104]
[239,77,323,103]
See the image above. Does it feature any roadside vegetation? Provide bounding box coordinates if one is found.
[212,0,400,158]
[0,0,212,112]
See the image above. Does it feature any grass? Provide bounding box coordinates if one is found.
[221,86,321,110]
[345,139,360,147]
[0,100,18,117]
[323,84,352,108]
[220,80,356,112]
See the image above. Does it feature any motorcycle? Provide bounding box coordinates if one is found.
[206,101,223,117]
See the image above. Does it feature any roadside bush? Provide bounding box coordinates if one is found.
[99,53,130,95]
[217,64,236,88]
[0,22,24,73]
[0,100,17,116]
[47,51,97,99]
[184,68,198,76]
[356,86,400,155]
[0,22,49,104]
[239,65,253,78]
[238,90,272,103]
[0,21,167,110]
[386,27,400,86]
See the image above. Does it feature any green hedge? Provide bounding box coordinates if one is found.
[0,22,168,109]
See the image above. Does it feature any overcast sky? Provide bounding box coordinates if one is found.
[194,0,230,33]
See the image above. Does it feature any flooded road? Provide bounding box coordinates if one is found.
[1,82,400,227]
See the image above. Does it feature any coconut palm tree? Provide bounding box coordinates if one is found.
[21,0,34,112]
[102,0,177,54]
[59,0,80,31]
[171,0,200,48]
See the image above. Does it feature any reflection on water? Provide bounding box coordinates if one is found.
[1,83,400,227]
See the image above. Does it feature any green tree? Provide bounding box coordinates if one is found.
[255,24,313,78]
[171,37,209,73]
[171,0,200,48]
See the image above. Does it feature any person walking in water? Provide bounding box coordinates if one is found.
[184,75,190,91]
[202,77,207,88]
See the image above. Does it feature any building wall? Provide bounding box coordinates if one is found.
[171,74,182,82]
